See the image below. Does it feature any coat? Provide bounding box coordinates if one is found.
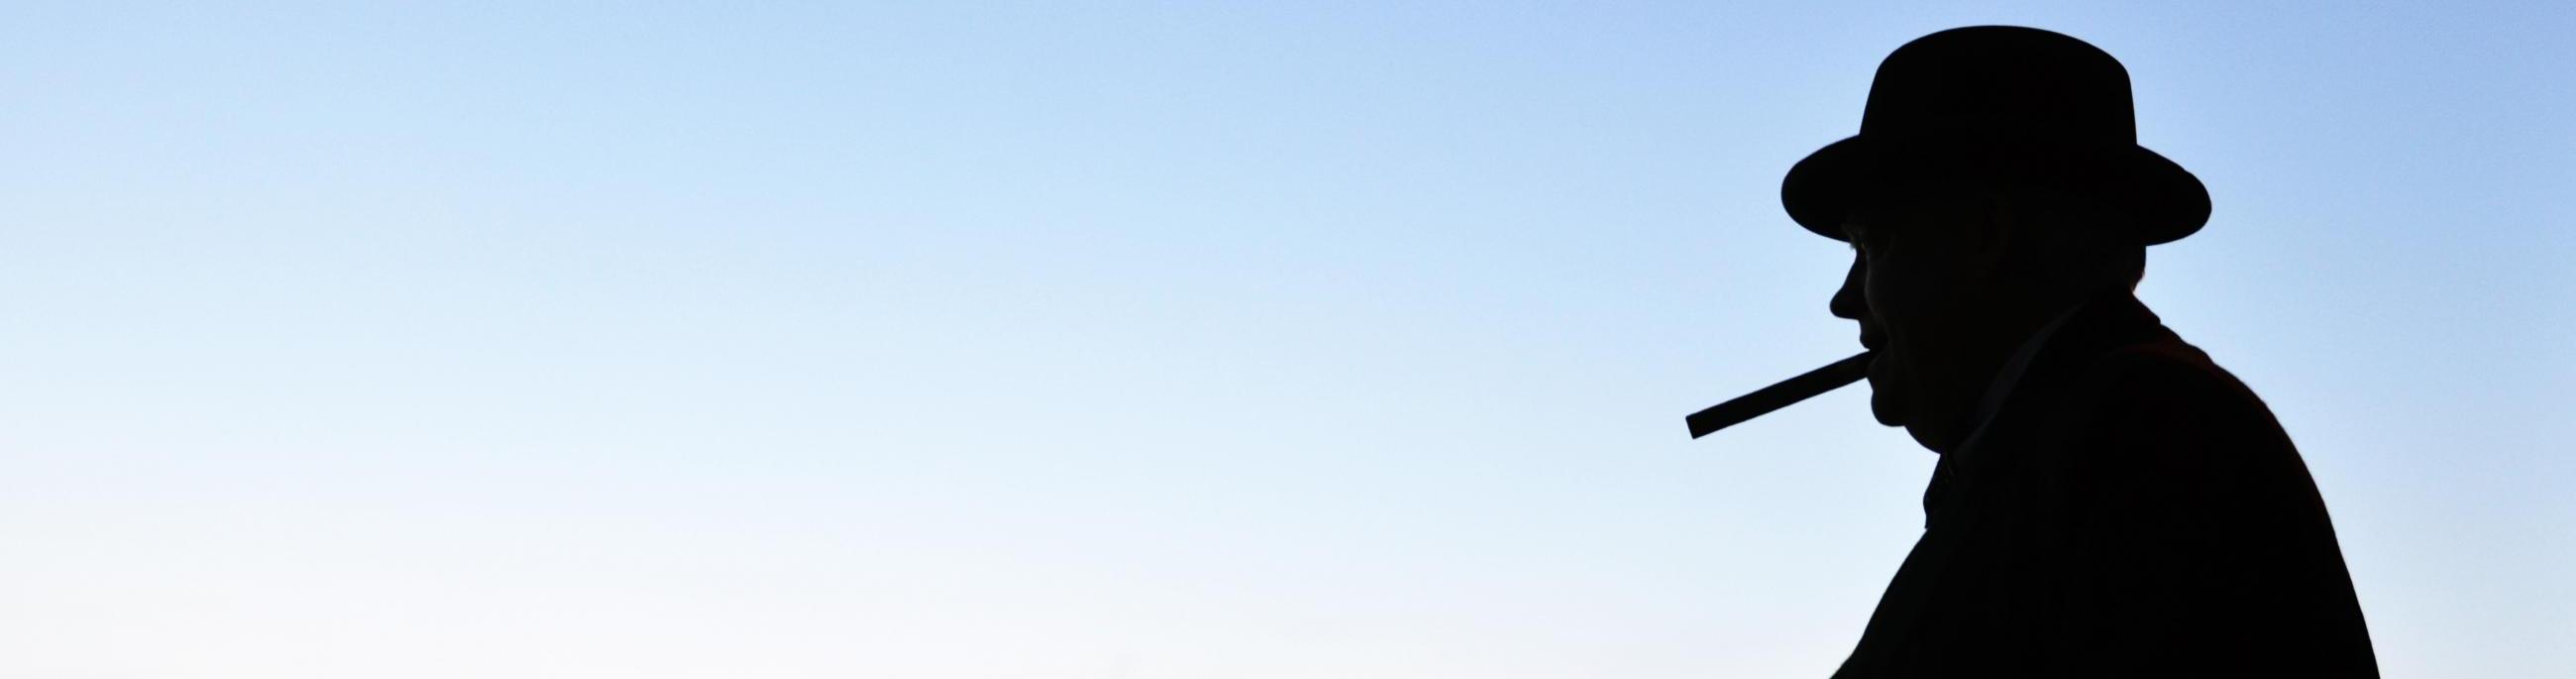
[1829,292,2379,677]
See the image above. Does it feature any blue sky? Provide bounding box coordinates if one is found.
[4,2,2570,676]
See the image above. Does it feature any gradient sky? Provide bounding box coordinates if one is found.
[5,2,2570,677]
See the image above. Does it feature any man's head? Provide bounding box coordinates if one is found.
[1779,26,2204,450]
[1829,179,2146,450]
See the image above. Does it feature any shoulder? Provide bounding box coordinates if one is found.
[2052,336,2310,491]
[2080,338,2278,430]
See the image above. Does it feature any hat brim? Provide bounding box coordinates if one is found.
[1780,136,2210,245]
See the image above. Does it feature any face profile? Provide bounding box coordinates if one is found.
[1829,184,2017,451]
[1835,219,1908,427]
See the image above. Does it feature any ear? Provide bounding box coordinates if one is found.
[1963,189,2019,277]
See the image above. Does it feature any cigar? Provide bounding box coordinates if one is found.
[1686,351,1874,439]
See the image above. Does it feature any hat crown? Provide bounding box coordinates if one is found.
[1779,26,2210,245]
[1858,26,2137,147]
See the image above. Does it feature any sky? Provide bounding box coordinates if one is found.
[3,2,2570,677]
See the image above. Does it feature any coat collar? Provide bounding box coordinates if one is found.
[1923,290,2179,522]
[1950,303,2088,457]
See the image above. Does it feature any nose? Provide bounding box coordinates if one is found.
[1830,254,1868,321]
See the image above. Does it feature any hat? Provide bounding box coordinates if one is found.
[1780,26,2209,245]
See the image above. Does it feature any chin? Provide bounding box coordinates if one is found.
[1868,387,1907,427]
[1866,366,1907,426]
[1876,392,1951,452]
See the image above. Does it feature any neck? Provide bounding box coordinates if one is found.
[1908,292,2088,453]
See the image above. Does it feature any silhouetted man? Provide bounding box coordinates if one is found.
[1781,27,2379,676]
